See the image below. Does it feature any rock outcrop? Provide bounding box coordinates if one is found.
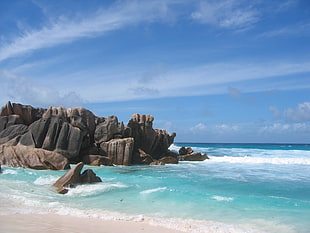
[178,147,209,161]
[180,152,209,161]
[0,101,179,167]
[0,101,45,125]
[53,162,102,194]
[19,116,84,159]
[127,114,176,162]
[0,124,28,144]
[81,154,112,166]
[94,115,124,143]
[179,146,193,155]
[0,145,70,170]
[100,138,134,165]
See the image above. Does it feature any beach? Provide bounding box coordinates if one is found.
[0,214,185,233]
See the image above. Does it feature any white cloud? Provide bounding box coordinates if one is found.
[0,70,84,107]
[215,124,240,133]
[259,123,310,134]
[268,102,310,123]
[259,23,310,38]
[190,123,240,135]
[190,123,208,132]
[0,1,175,62]
[191,0,259,30]
[284,102,310,123]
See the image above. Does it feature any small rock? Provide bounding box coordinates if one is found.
[53,162,102,194]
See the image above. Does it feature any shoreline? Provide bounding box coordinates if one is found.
[0,213,184,233]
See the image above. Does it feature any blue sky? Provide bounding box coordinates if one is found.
[0,0,310,143]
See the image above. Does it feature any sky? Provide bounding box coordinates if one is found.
[0,0,310,143]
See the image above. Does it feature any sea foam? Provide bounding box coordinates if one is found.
[66,182,129,197]
[140,187,167,194]
[209,156,310,165]
[212,196,234,202]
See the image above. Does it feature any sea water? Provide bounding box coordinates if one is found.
[1,143,310,233]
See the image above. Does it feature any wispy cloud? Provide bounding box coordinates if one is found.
[2,59,309,105]
[0,70,84,107]
[259,23,310,38]
[259,122,310,134]
[191,0,259,31]
[0,1,174,62]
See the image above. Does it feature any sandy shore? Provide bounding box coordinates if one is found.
[0,214,184,233]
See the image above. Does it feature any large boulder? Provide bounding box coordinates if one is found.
[19,116,83,159]
[94,115,124,143]
[179,147,193,155]
[43,106,96,150]
[0,101,45,126]
[0,115,24,132]
[0,145,70,170]
[67,107,96,145]
[0,124,28,144]
[158,156,179,164]
[127,114,176,160]
[179,152,209,161]
[81,154,112,166]
[100,138,134,165]
[53,162,102,194]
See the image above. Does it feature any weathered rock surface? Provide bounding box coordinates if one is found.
[82,154,112,166]
[0,145,70,170]
[53,162,102,194]
[158,156,179,164]
[0,115,24,131]
[94,115,124,143]
[180,152,209,161]
[0,124,28,144]
[179,146,193,155]
[19,116,83,159]
[0,101,45,126]
[100,138,134,165]
[0,101,185,167]
[127,114,176,161]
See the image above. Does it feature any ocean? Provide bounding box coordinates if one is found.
[1,143,310,233]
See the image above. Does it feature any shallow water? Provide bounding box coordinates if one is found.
[1,143,310,233]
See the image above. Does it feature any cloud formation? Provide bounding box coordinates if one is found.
[0,1,174,62]
[191,0,259,30]
[269,102,310,123]
[284,102,310,123]
[0,70,84,107]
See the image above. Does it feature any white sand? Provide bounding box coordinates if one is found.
[0,214,184,233]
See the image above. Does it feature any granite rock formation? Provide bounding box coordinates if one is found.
[127,113,176,163]
[0,101,177,168]
[178,147,209,161]
[53,162,102,194]
[0,144,70,170]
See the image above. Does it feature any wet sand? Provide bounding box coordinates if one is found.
[0,214,184,233]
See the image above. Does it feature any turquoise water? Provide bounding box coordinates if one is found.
[1,143,310,233]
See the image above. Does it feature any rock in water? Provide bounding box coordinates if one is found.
[127,114,176,161]
[0,145,70,170]
[53,162,102,194]
[179,147,193,155]
[180,152,209,161]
